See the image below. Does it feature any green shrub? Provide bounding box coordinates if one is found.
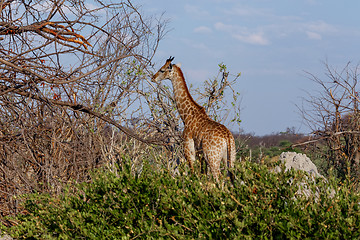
[1,160,359,239]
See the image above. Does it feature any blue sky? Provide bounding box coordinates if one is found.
[140,0,360,135]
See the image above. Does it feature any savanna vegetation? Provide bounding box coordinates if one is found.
[0,0,359,239]
[1,160,360,239]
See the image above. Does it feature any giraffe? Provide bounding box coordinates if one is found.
[152,56,236,183]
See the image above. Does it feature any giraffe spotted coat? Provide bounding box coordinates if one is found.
[152,56,236,182]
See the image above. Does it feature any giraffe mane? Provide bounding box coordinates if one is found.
[172,64,206,114]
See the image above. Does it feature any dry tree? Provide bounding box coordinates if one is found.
[0,0,167,218]
[299,62,360,178]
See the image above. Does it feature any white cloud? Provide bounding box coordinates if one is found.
[223,5,301,23]
[179,38,224,58]
[214,22,270,45]
[215,4,341,44]
[184,4,209,16]
[214,18,341,45]
[234,32,269,45]
[193,26,213,34]
[301,21,338,40]
[185,4,343,47]
[306,21,338,34]
[306,31,322,40]
[214,22,232,32]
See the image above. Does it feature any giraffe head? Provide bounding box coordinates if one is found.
[152,56,177,82]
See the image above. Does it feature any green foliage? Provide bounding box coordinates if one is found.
[198,62,242,129]
[1,160,359,239]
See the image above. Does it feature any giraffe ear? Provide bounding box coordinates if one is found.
[175,63,181,68]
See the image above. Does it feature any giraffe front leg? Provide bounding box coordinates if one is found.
[184,138,196,173]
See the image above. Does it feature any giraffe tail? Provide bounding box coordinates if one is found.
[227,134,236,184]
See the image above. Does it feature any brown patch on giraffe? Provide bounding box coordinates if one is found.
[152,56,237,183]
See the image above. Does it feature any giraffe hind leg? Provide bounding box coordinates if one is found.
[220,145,235,184]
[184,138,196,173]
[203,151,221,183]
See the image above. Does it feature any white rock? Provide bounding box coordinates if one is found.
[276,152,331,199]
[278,152,323,178]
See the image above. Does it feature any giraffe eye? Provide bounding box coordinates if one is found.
[159,69,165,73]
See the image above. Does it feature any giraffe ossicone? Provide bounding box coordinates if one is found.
[152,56,236,183]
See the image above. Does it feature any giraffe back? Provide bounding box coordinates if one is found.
[152,56,236,183]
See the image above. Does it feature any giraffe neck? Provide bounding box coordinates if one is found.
[170,65,205,125]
